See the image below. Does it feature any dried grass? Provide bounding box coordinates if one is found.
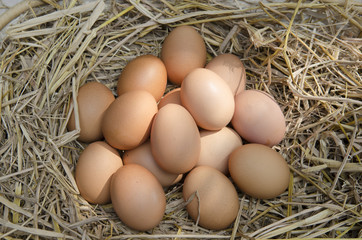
[0,0,361,239]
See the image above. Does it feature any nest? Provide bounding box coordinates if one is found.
[0,0,361,239]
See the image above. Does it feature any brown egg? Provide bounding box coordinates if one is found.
[229,144,290,199]
[183,166,240,230]
[157,88,181,109]
[161,26,206,85]
[67,82,115,143]
[102,90,157,150]
[197,127,242,174]
[181,68,235,130]
[205,53,246,96]
[123,141,182,187]
[75,141,123,204]
[231,90,286,147]
[151,104,200,174]
[117,55,167,101]
[110,164,166,231]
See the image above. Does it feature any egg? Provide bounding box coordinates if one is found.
[75,141,123,204]
[183,166,240,230]
[117,55,167,101]
[180,68,235,130]
[231,90,286,147]
[161,26,206,85]
[228,144,290,199]
[102,90,158,150]
[197,127,242,174]
[151,104,200,174]
[67,81,115,143]
[205,53,246,96]
[157,88,181,109]
[110,164,166,231]
[123,141,182,187]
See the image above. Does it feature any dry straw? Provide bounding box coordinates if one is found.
[0,0,361,239]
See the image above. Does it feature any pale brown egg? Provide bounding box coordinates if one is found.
[229,144,290,199]
[75,141,123,204]
[205,53,246,96]
[181,68,235,130]
[117,55,167,101]
[123,141,182,187]
[197,127,242,174]
[110,164,166,231]
[102,90,157,150]
[231,90,286,147]
[183,166,240,230]
[157,88,181,109]
[67,81,115,143]
[151,104,200,174]
[161,26,206,85]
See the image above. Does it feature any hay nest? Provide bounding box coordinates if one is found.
[0,0,361,239]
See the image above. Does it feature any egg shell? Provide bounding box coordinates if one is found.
[151,104,200,174]
[197,127,242,174]
[117,55,167,101]
[161,26,206,85]
[102,90,158,150]
[157,88,181,109]
[110,164,166,231]
[180,68,235,130]
[231,90,286,147]
[123,141,182,187]
[228,143,290,199]
[75,141,123,204]
[183,166,240,230]
[205,53,246,96]
[67,81,115,143]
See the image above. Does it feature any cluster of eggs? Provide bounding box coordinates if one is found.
[67,26,290,231]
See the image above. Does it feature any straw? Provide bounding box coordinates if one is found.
[0,0,361,239]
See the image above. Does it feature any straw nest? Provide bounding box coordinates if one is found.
[0,0,361,239]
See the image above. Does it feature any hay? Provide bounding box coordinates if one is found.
[0,0,361,239]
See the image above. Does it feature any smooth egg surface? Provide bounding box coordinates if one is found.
[197,127,242,174]
[75,141,123,204]
[157,88,181,109]
[110,164,166,231]
[151,104,200,174]
[231,90,286,147]
[161,26,206,85]
[205,53,246,96]
[183,166,240,230]
[181,68,235,130]
[229,143,290,199]
[117,55,167,101]
[123,141,182,187]
[102,90,157,150]
[67,81,115,143]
